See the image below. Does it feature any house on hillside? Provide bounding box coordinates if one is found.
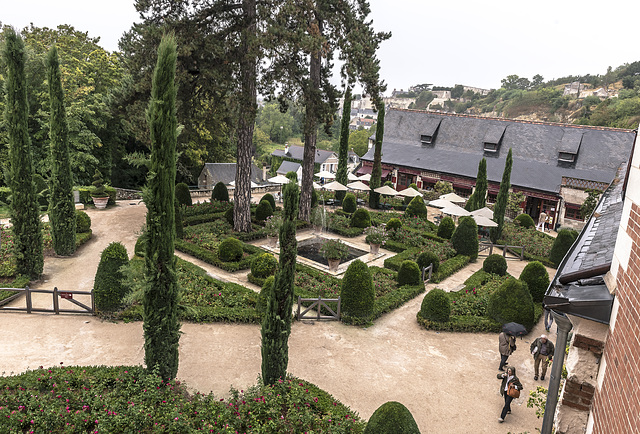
[360,108,636,230]
[349,117,376,130]
[276,160,302,180]
[271,144,339,174]
[197,162,265,189]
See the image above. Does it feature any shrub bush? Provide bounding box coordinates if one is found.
[218,237,243,262]
[398,260,421,286]
[175,182,192,207]
[342,193,357,213]
[487,277,535,331]
[350,208,371,229]
[420,288,451,322]
[519,261,550,302]
[75,209,91,233]
[134,234,146,257]
[225,207,234,225]
[451,216,479,260]
[405,196,428,219]
[211,181,229,202]
[549,229,578,267]
[251,253,278,279]
[256,276,274,316]
[261,193,276,210]
[514,213,535,229]
[94,242,130,312]
[483,254,507,276]
[386,218,402,231]
[437,216,455,239]
[364,401,420,434]
[340,260,374,320]
[417,251,440,273]
[255,200,274,222]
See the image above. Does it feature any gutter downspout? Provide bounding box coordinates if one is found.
[541,311,573,434]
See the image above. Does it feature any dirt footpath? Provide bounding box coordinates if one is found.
[0,202,553,433]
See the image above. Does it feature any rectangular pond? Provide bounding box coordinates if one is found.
[297,237,368,267]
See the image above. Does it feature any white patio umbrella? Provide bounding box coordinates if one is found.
[427,198,454,208]
[358,173,371,182]
[267,174,291,184]
[314,170,336,179]
[346,181,371,192]
[439,192,466,203]
[374,185,399,196]
[322,180,349,191]
[470,207,494,219]
[229,180,259,188]
[348,172,360,181]
[398,187,423,198]
[472,214,498,227]
[313,182,322,190]
[441,203,471,217]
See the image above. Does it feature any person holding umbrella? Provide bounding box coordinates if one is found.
[498,331,516,371]
[530,334,555,381]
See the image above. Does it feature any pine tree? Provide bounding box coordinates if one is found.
[47,45,76,256]
[335,87,352,202]
[3,29,43,278]
[261,180,299,385]
[490,149,513,243]
[143,35,180,381]
[369,103,385,209]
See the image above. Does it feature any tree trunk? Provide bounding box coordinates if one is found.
[234,0,257,232]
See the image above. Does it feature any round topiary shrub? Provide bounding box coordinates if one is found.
[519,261,550,302]
[364,401,420,434]
[351,208,371,228]
[261,193,276,210]
[340,259,374,320]
[514,213,535,229]
[256,276,274,316]
[487,277,535,331]
[386,218,402,231]
[211,181,229,202]
[255,200,273,222]
[218,237,243,262]
[175,182,192,207]
[437,216,455,239]
[225,207,234,225]
[75,209,91,233]
[451,216,479,260]
[483,254,508,276]
[342,193,357,213]
[94,242,130,312]
[417,251,440,273]
[420,288,451,322]
[405,196,428,219]
[251,253,278,279]
[398,260,421,286]
[549,229,578,267]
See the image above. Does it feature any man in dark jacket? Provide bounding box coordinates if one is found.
[530,334,555,381]
[497,366,523,422]
[498,331,516,371]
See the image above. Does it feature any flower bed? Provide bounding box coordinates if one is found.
[182,199,232,217]
[175,238,264,272]
[499,222,554,258]
[384,242,457,272]
[0,366,364,433]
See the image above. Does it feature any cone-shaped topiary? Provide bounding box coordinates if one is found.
[519,261,550,302]
[251,253,278,279]
[437,216,455,239]
[256,276,274,316]
[483,254,507,276]
[420,288,451,322]
[364,401,420,434]
[335,87,351,202]
[212,181,229,202]
[549,229,578,267]
[514,213,535,229]
[341,259,374,320]
[174,201,184,240]
[386,218,402,231]
[94,242,130,312]
[256,199,274,222]
[218,237,243,262]
[350,208,371,228]
[342,193,357,213]
[487,277,534,331]
[75,210,91,233]
[398,260,421,286]
[405,196,428,219]
[175,182,192,207]
[451,216,479,260]
[490,148,512,242]
[417,251,440,273]
[261,193,276,210]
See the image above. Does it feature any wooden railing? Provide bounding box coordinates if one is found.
[297,296,341,321]
[0,286,94,315]
[478,242,525,260]
[422,264,433,282]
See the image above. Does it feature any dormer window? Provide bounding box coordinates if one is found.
[419,118,442,145]
[558,152,576,163]
[483,142,498,152]
[558,129,583,164]
[421,134,433,144]
[483,124,506,153]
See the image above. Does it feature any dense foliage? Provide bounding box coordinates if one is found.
[483,254,508,276]
[420,288,451,323]
[514,213,535,229]
[256,199,274,221]
[94,242,130,311]
[386,217,402,231]
[490,148,512,243]
[218,237,244,262]
[251,253,278,279]
[417,251,440,273]
[75,210,91,233]
[212,181,230,202]
[549,229,579,267]
[351,208,371,228]
[343,192,357,213]
[364,401,420,434]
[340,260,375,321]
[437,216,455,239]
[405,195,428,219]
[520,261,550,302]
[451,216,479,260]
[487,277,535,331]
[398,260,421,286]
[175,182,192,207]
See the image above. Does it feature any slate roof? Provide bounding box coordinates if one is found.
[276,160,301,175]
[361,109,636,194]
[272,145,335,165]
[201,163,263,185]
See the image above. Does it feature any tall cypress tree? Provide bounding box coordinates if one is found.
[261,180,298,385]
[47,45,76,256]
[335,87,352,202]
[369,103,385,209]
[143,34,180,381]
[3,29,43,278]
[490,149,513,243]
[466,158,487,212]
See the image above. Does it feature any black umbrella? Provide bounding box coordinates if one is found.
[502,322,527,337]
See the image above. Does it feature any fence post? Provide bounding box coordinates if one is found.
[503,246,507,258]
[428,264,433,282]
[317,297,321,320]
[489,243,494,255]
[521,246,525,260]
[297,296,301,321]
[53,287,60,314]
[337,296,341,320]
[25,285,32,314]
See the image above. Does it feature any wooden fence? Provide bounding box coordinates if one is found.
[297,296,341,321]
[422,264,433,282]
[478,242,525,260]
[0,286,94,315]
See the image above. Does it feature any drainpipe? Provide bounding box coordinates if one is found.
[541,310,573,434]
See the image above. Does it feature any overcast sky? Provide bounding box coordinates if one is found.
[3,0,640,92]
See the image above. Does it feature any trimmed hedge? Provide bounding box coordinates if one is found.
[549,229,578,267]
[175,182,192,207]
[519,261,550,303]
[218,237,243,262]
[386,218,402,231]
[364,401,420,434]
[350,208,371,229]
[398,260,421,286]
[420,288,451,322]
[341,260,374,321]
[251,253,278,279]
[175,239,263,272]
[405,196,428,219]
[417,313,502,333]
[212,181,230,202]
[451,216,478,260]
[487,277,535,331]
[94,242,129,312]
[437,216,455,239]
[417,251,440,274]
[431,255,470,283]
[75,210,91,233]
[514,213,535,228]
[483,254,507,276]
[342,193,357,213]
[256,200,273,222]
[183,211,227,226]
[261,193,276,210]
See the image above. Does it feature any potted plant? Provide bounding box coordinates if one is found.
[91,169,109,209]
[320,238,349,272]
[264,215,282,248]
[364,226,387,254]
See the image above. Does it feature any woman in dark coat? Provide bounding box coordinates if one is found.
[497,366,523,422]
